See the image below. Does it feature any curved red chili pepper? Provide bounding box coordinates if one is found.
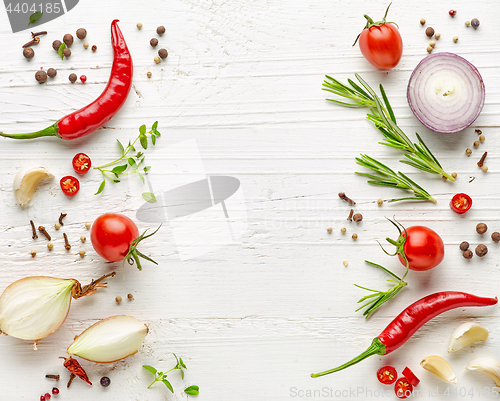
[0,20,132,141]
[311,291,497,378]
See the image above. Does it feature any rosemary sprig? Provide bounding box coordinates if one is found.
[323,74,454,181]
[355,261,407,319]
[356,154,436,203]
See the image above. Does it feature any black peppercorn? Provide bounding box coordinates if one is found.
[35,70,47,83]
[76,28,87,40]
[47,68,57,78]
[52,39,62,51]
[23,47,34,59]
[150,38,158,48]
[158,48,168,59]
[62,48,71,58]
[100,376,111,387]
[476,223,487,234]
[63,33,74,47]
[459,241,469,251]
[463,250,473,259]
[425,27,435,37]
[352,213,363,223]
[492,232,500,243]
[68,73,77,83]
[475,244,488,257]
[471,18,480,29]
[156,25,166,36]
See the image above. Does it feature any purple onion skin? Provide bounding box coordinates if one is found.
[407,52,485,134]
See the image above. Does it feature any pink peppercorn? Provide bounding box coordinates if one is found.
[80,75,87,83]
[44,393,51,400]
[52,387,59,395]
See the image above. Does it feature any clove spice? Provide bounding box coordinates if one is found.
[477,152,487,168]
[347,208,354,221]
[30,220,38,239]
[67,373,76,388]
[22,36,40,48]
[338,192,356,205]
[45,374,60,381]
[38,226,51,241]
[31,31,47,38]
[59,212,67,226]
[63,233,71,250]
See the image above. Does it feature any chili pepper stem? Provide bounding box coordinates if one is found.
[311,338,386,378]
[0,123,60,140]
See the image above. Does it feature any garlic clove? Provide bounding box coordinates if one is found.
[466,357,500,389]
[13,166,54,206]
[0,277,75,341]
[421,355,457,384]
[448,322,489,352]
[67,315,148,363]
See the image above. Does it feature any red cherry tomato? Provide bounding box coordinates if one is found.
[394,377,413,399]
[377,365,397,385]
[397,226,444,271]
[450,193,472,214]
[402,367,420,387]
[72,153,92,174]
[90,213,139,262]
[60,176,80,196]
[359,24,403,69]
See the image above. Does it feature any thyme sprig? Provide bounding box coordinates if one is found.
[322,73,454,181]
[356,154,436,203]
[143,354,191,393]
[94,122,160,195]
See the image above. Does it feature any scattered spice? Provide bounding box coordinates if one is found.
[476,223,488,235]
[67,373,76,388]
[435,33,441,40]
[52,40,62,51]
[156,26,166,35]
[47,243,53,250]
[429,40,436,48]
[353,213,363,222]
[69,73,77,83]
[342,260,348,267]
[465,148,472,156]
[347,208,354,221]
[23,47,34,59]
[80,75,87,83]
[420,19,426,25]
[51,388,59,395]
[63,233,71,250]
[377,198,383,206]
[459,241,469,251]
[465,20,470,27]
[22,36,40,48]
[338,192,356,205]
[154,56,161,64]
[471,18,480,29]
[47,68,57,78]
[449,10,457,17]
[60,356,92,385]
[79,250,85,258]
[426,46,433,53]
[80,235,86,242]
[137,22,143,30]
[475,244,488,257]
[475,129,482,135]
[150,38,158,47]
[491,232,500,243]
[115,296,122,304]
[469,176,476,183]
[158,48,168,59]
[62,48,71,58]
[352,233,358,240]
[35,70,47,83]
[76,28,87,40]
[30,250,36,258]
[451,172,457,179]
[479,135,485,143]
[85,222,92,229]
[45,374,60,381]
[425,27,435,38]
[92,45,97,52]
[38,226,51,241]
[482,166,488,173]
[30,220,38,239]
[477,152,487,168]
[59,213,67,226]
[100,376,111,387]
[463,250,473,259]
[44,393,51,400]
[31,31,47,38]
[128,293,134,300]
[453,36,459,43]
[473,140,480,148]
[147,71,152,78]
[54,222,61,230]
[83,41,89,49]
[340,227,346,234]
[326,227,332,233]
[63,34,74,47]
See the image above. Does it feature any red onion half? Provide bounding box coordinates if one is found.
[407,53,485,134]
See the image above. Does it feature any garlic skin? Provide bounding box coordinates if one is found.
[0,277,74,341]
[67,315,148,363]
[13,166,54,206]
[421,355,457,384]
[448,322,489,352]
[466,357,500,389]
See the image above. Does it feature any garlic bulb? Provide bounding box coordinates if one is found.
[466,357,500,389]
[13,166,54,206]
[0,273,115,348]
[421,355,457,384]
[448,322,489,352]
[67,315,148,363]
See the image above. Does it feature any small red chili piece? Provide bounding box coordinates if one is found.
[60,176,80,196]
[395,377,413,399]
[450,193,472,214]
[402,366,420,387]
[80,75,87,83]
[377,365,397,385]
[72,153,92,174]
[60,356,92,385]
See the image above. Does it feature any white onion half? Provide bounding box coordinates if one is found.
[407,52,485,134]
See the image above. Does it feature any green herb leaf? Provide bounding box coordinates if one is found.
[29,11,43,25]
[143,365,157,374]
[111,164,128,174]
[152,121,158,131]
[137,172,145,184]
[185,385,200,396]
[57,43,66,60]
[144,166,151,173]
[128,158,137,167]
[179,357,187,369]
[140,134,148,150]
[117,139,125,154]
[162,379,174,393]
[142,192,157,203]
[95,180,106,195]
[151,134,156,146]
[139,124,147,135]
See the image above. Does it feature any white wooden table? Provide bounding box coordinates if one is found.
[1,0,499,399]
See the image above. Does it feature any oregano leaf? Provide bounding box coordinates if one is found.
[94,180,105,195]
[137,172,145,184]
[139,124,147,135]
[142,365,157,375]
[151,134,156,146]
[29,11,43,25]
[111,164,128,174]
[162,379,174,393]
[140,134,148,150]
[184,385,200,396]
[142,192,157,203]
[57,43,66,60]
[152,121,158,131]
[117,139,125,154]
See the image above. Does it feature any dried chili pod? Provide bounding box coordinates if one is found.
[60,356,92,385]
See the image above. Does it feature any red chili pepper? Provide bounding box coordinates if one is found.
[402,366,420,387]
[0,20,132,141]
[60,176,80,196]
[394,377,413,399]
[72,153,92,174]
[60,356,92,385]
[310,292,497,377]
[377,365,397,385]
[450,193,472,214]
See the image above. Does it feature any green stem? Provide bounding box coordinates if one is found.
[311,338,386,378]
[0,123,60,140]
[94,135,141,170]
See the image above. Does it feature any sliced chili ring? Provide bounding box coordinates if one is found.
[377,365,397,385]
[450,193,472,214]
[60,176,80,197]
[394,377,413,399]
[72,153,92,174]
[402,366,420,387]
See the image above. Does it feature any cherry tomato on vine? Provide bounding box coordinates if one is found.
[72,153,92,174]
[394,377,413,399]
[377,365,397,385]
[402,367,420,387]
[397,226,445,271]
[60,176,80,196]
[450,193,472,214]
[354,4,403,70]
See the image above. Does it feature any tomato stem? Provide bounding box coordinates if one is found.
[123,225,162,271]
[353,3,399,46]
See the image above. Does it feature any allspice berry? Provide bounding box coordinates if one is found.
[150,38,158,48]
[476,223,488,235]
[62,48,71,58]
[156,25,166,35]
[69,73,77,83]
[23,47,35,59]
[76,28,87,40]
[35,70,47,83]
[158,48,168,59]
[63,33,74,47]
[52,39,62,51]
[475,244,488,257]
[420,18,426,25]
[463,250,473,259]
[425,27,435,37]
[465,148,472,156]
[459,241,469,251]
[352,213,363,223]
[115,296,122,304]
[352,233,358,240]
[491,232,500,243]
[47,68,57,78]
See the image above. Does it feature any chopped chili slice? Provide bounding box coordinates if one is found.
[450,193,472,214]
[377,365,397,385]
[60,356,92,385]
[402,366,420,387]
[72,153,91,174]
[60,176,80,196]
[394,377,413,399]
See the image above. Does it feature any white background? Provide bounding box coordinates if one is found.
[0,0,499,399]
